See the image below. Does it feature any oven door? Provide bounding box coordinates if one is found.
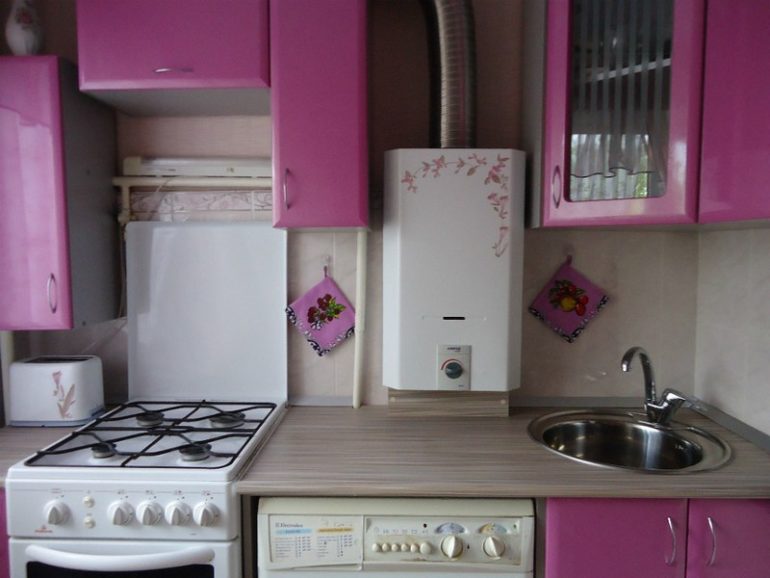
[10,539,238,577]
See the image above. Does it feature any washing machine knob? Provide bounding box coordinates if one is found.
[440,535,464,559]
[483,535,506,558]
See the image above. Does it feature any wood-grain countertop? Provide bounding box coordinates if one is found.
[0,426,74,487]
[236,406,770,498]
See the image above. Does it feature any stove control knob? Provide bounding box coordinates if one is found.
[482,535,506,559]
[136,501,164,526]
[108,501,134,526]
[440,535,464,559]
[193,502,219,527]
[165,501,192,526]
[44,500,70,525]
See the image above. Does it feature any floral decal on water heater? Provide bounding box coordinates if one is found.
[52,371,76,418]
[400,153,511,256]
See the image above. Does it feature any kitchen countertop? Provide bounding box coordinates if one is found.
[236,406,770,498]
[0,426,74,487]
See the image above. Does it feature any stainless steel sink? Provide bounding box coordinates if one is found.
[528,410,732,474]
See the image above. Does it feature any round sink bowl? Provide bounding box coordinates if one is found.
[528,410,731,474]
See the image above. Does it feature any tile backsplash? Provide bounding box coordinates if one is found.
[695,228,770,434]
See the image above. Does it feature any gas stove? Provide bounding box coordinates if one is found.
[21,400,281,478]
[5,222,289,576]
[5,399,285,543]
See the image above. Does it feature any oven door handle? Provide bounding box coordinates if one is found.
[25,544,215,571]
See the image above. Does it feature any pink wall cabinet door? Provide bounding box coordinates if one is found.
[698,0,770,223]
[271,0,368,229]
[686,499,770,578]
[76,0,268,91]
[545,498,687,578]
[540,0,704,227]
[0,56,118,330]
[75,0,269,115]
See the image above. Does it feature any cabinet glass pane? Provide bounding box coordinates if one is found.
[569,0,672,201]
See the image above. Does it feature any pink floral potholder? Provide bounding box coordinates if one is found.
[529,257,609,343]
[286,276,355,356]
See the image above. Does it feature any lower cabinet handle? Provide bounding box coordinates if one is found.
[46,273,58,314]
[283,167,289,211]
[707,516,717,566]
[551,165,562,208]
[153,67,194,74]
[665,516,677,566]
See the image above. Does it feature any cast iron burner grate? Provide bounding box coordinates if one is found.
[25,400,277,470]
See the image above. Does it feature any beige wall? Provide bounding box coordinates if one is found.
[7,1,767,436]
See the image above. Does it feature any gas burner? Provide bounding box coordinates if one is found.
[136,410,164,428]
[210,411,246,429]
[179,443,211,462]
[91,442,116,459]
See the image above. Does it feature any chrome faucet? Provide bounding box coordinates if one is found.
[621,346,699,425]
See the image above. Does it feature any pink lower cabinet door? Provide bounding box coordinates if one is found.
[270,0,368,228]
[545,498,687,578]
[686,499,770,578]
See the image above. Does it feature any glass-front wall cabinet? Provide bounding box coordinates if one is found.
[541,0,704,227]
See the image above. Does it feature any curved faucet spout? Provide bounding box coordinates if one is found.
[621,346,657,411]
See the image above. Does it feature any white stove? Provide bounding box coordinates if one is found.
[6,221,288,576]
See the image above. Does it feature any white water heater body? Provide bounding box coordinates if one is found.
[383,148,525,392]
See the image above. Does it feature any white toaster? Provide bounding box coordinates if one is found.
[9,355,104,426]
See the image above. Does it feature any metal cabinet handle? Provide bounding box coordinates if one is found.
[283,167,289,211]
[665,516,677,566]
[707,516,717,566]
[46,273,58,314]
[153,67,194,74]
[551,165,562,208]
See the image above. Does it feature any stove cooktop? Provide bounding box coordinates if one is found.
[23,400,278,471]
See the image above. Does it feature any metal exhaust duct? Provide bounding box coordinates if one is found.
[421,0,477,148]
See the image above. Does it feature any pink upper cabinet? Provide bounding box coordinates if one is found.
[698,0,770,223]
[686,499,770,578]
[271,0,368,229]
[539,0,704,227]
[0,56,118,331]
[76,0,268,90]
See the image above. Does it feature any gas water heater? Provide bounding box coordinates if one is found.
[383,148,525,392]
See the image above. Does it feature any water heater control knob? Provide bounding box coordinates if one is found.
[440,535,464,559]
[193,502,219,527]
[165,501,192,526]
[44,500,70,525]
[483,535,506,559]
[444,361,464,379]
[108,501,134,526]
[136,501,164,526]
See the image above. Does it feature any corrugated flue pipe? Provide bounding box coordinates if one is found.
[420,0,477,148]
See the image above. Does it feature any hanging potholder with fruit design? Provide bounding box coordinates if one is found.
[529,257,609,343]
[286,275,355,356]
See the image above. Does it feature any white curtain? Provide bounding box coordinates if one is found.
[569,0,672,201]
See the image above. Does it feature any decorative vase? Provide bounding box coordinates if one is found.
[5,0,43,56]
